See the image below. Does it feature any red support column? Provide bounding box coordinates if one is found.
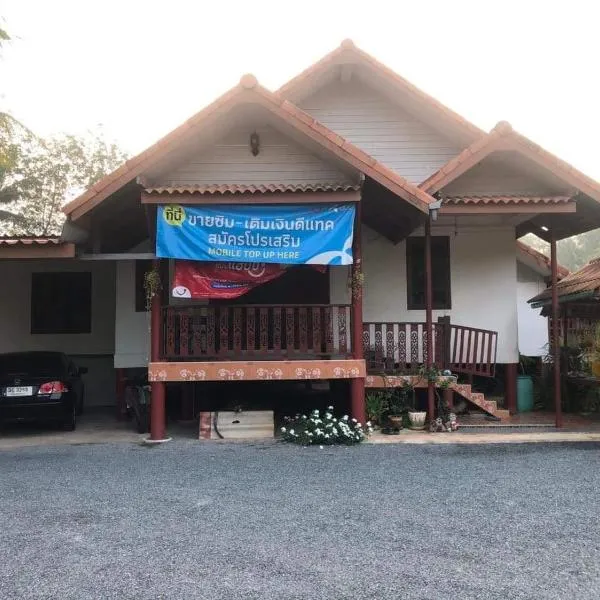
[425,217,435,423]
[505,363,518,414]
[550,236,563,428]
[562,309,569,348]
[350,202,366,424]
[150,259,168,441]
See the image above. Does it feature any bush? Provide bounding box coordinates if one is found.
[280,407,373,445]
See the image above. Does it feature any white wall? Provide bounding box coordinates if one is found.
[0,259,115,355]
[163,124,351,186]
[444,159,559,195]
[299,80,460,183]
[115,261,149,368]
[0,259,116,406]
[331,225,519,363]
[517,263,549,356]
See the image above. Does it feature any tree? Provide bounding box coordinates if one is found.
[1,130,127,236]
[0,116,39,230]
[521,229,600,273]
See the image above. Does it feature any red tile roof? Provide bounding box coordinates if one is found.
[0,237,75,258]
[420,121,600,204]
[445,195,572,206]
[0,237,63,246]
[63,76,435,221]
[144,183,361,195]
[60,41,600,231]
[277,39,484,141]
[517,241,569,279]
[529,257,600,306]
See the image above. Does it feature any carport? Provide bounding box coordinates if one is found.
[0,237,120,427]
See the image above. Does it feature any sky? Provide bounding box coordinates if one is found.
[2,0,599,180]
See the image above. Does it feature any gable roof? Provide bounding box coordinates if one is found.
[63,74,434,221]
[277,39,484,142]
[420,121,600,204]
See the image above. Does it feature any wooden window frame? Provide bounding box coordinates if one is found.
[31,272,92,334]
[406,236,452,310]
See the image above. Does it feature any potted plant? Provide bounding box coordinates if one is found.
[408,369,435,430]
[429,376,459,432]
[365,392,383,429]
[582,324,600,377]
[377,381,405,434]
[386,393,404,431]
[408,409,427,430]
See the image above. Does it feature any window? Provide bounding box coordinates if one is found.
[406,237,451,310]
[31,272,92,334]
[135,260,153,312]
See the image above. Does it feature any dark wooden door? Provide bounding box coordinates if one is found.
[212,266,330,306]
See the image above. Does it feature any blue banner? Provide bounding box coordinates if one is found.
[156,203,355,265]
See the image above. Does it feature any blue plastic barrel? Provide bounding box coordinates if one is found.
[517,375,534,412]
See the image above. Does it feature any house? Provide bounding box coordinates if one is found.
[529,254,600,345]
[2,40,599,438]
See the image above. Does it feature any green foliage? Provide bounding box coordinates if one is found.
[0,127,127,235]
[368,380,415,426]
[280,407,372,445]
[0,19,127,235]
[521,231,600,272]
[143,267,162,311]
[365,392,384,424]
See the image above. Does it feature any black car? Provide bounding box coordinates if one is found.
[0,352,86,430]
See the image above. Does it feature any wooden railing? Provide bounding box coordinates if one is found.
[162,304,352,360]
[445,323,498,377]
[362,320,497,377]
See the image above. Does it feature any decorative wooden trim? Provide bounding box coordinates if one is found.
[440,202,576,215]
[148,359,366,381]
[140,191,360,205]
[0,243,75,259]
[365,375,455,388]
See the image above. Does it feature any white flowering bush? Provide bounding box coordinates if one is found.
[280,407,373,445]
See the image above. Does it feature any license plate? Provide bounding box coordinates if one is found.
[5,386,33,397]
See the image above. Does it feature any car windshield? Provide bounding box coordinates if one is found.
[0,353,64,376]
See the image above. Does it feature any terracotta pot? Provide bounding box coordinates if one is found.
[408,411,427,430]
[388,415,403,429]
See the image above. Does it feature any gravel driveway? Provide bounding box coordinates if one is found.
[0,441,599,599]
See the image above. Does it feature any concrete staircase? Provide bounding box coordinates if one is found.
[450,382,510,422]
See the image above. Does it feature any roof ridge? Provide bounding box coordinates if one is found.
[276,40,484,140]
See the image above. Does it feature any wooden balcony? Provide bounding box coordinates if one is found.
[160,306,498,375]
[162,304,352,360]
[153,306,498,383]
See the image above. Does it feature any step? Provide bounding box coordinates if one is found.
[450,383,499,419]
[495,409,511,422]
